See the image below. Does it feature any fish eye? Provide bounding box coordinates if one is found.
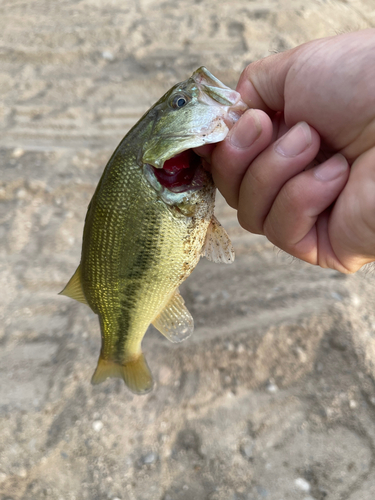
[171,94,189,109]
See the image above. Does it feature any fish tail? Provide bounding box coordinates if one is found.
[91,353,154,395]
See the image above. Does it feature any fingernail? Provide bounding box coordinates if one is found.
[228,109,262,149]
[313,154,348,181]
[275,122,312,157]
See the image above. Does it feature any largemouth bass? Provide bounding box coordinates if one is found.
[60,67,246,394]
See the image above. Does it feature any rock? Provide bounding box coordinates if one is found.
[142,452,158,465]
[294,478,310,492]
[92,420,103,432]
[240,438,254,460]
[11,147,24,158]
[102,51,115,61]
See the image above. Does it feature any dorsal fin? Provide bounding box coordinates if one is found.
[201,215,235,264]
[152,289,194,343]
[59,265,88,305]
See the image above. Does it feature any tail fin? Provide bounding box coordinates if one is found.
[91,353,154,395]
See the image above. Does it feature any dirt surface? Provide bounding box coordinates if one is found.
[1,1,375,499]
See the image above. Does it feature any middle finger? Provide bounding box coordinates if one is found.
[237,122,320,234]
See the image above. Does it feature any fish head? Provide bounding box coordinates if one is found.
[140,67,247,169]
[138,68,247,213]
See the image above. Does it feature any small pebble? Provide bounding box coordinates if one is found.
[102,51,114,61]
[12,147,24,158]
[226,342,234,351]
[142,452,157,464]
[352,295,361,306]
[295,346,307,363]
[18,468,27,478]
[349,400,357,409]
[92,420,103,432]
[17,188,27,199]
[240,440,254,459]
[159,365,172,385]
[267,382,278,393]
[294,478,310,492]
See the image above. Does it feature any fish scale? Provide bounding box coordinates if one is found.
[60,67,247,394]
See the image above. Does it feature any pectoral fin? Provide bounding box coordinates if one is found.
[201,215,234,264]
[152,289,194,343]
[91,353,154,395]
[59,265,88,305]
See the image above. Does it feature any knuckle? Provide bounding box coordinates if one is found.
[262,217,282,249]
[237,210,262,235]
[245,164,269,194]
[279,179,305,211]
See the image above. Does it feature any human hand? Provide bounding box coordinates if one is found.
[196,29,375,273]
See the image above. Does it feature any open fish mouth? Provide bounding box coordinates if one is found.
[150,149,204,193]
[143,151,210,213]
[143,149,208,200]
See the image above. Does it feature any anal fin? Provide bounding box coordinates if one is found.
[152,289,194,343]
[91,353,154,395]
[201,215,235,264]
[59,264,88,305]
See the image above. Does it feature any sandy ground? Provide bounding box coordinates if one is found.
[1,1,375,499]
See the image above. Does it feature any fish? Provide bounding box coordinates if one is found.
[60,67,247,395]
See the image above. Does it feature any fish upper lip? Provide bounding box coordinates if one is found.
[192,66,231,90]
[192,67,248,122]
[192,66,247,108]
[201,84,241,106]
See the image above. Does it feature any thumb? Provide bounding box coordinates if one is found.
[236,49,297,113]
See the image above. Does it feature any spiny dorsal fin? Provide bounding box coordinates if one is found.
[59,264,88,305]
[91,354,154,395]
[152,289,194,343]
[201,215,235,264]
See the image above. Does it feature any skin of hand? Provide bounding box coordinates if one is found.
[195,29,375,273]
